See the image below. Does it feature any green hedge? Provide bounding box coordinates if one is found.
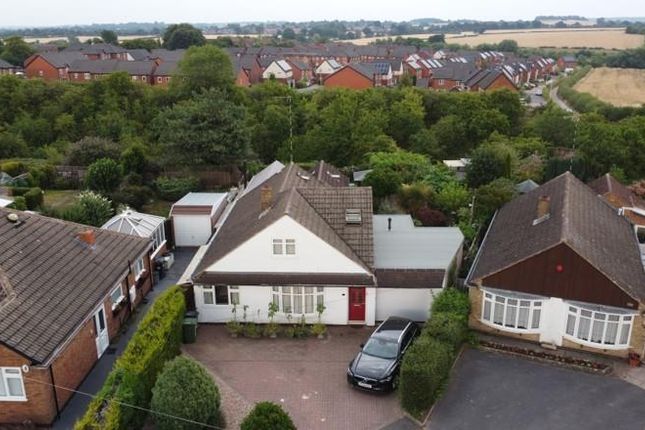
[154,176,199,201]
[75,285,186,430]
[399,288,470,419]
[399,337,455,419]
[10,187,43,210]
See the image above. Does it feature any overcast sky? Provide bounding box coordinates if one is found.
[2,0,644,27]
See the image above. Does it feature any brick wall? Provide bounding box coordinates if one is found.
[0,346,57,426]
[24,56,62,81]
[324,67,373,89]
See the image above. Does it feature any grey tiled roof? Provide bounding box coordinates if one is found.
[28,52,84,68]
[469,172,645,302]
[0,209,151,363]
[194,162,375,281]
[69,60,156,75]
[0,58,16,68]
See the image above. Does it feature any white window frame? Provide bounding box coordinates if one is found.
[481,288,543,333]
[134,257,145,280]
[272,238,296,256]
[271,286,323,315]
[201,285,239,306]
[0,367,27,401]
[152,226,166,251]
[110,284,125,310]
[84,72,91,80]
[564,302,635,349]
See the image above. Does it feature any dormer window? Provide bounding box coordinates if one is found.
[345,209,362,224]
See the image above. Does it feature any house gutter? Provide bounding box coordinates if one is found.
[465,209,499,286]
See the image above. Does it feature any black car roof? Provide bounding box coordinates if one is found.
[374,317,413,341]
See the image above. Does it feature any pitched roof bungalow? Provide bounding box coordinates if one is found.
[23,52,84,80]
[188,162,464,326]
[465,68,518,92]
[467,172,645,358]
[0,59,21,76]
[430,62,479,91]
[0,209,153,426]
[323,62,393,89]
[67,60,157,83]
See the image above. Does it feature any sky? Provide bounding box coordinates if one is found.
[1,0,644,27]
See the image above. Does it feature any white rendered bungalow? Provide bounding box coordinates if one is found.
[190,162,464,326]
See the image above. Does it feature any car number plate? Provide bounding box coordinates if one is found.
[358,381,372,388]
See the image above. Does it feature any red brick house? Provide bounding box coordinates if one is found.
[557,55,578,71]
[466,69,518,92]
[0,209,153,426]
[323,64,374,89]
[68,60,157,84]
[64,43,129,61]
[23,52,84,81]
[287,59,313,85]
[429,62,478,91]
[589,173,645,230]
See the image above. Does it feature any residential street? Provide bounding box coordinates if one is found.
[51,248,197,430]
[428,348,645,430]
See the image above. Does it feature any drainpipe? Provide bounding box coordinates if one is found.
[49,366,61,420]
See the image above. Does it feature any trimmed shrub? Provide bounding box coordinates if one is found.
[241,402,296,430]
[424,312,468,351]
[399,338,455,419]
[75,286,186,430]
[431,288,470,317]
[1,161,26,176]
[154,176,199,201]
[23,187,43,210]
[151,356,221,430]
[9,196,27,210]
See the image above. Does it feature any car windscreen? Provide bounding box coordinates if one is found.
[362,337,398,359]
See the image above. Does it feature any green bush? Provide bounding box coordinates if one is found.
[154,176,199,201]
[23,187,43,210]
[27,164,57,188]
[431,288,470,317]
[111,185,151,210]
[151,356,221,430]
[423,312,468,351]
[9,186,30,197]
[1,161,26,176]
[399,338,455,419]
[9,196,26,210]
[75,286,186,430]
[86,158,123,194]
[241,402,296,430]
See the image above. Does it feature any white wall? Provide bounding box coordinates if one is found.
[376,288,440,322]
[315,61,337,75]
[205,215,370,275]
[173,215,212,247]
[262,62,292,80]
[195,285,349,325]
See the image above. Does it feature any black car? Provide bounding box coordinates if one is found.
[346,316,419,392]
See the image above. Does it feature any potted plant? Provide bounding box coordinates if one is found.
[226,304,243,338]
[284,313,296,338]
[311,303,327,339]
[294,314,309,338]
[629,352,641,367]
[264,301,280,338]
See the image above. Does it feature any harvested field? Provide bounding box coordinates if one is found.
[349,28,644,50]
[573,67,645,107]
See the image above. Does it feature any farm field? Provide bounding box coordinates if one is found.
[350,28,644,50]
[573,67,645,107]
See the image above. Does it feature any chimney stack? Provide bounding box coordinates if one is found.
[536,196,551,219]
[260,185,273,211]
[388,217,392,231]
[77,230,96,247]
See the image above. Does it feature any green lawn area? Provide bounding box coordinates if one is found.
[43,190,78,211]
[142,199,173,217]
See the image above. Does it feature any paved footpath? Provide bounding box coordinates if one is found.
[52,248,197,430]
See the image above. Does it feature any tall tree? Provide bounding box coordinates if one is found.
[100,30,118,45]
[162,23,206,50]
[0,36,34,66]
[153,89,251,167]
[171,45,234,95]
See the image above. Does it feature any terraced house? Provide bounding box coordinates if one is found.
[467,172,645,359]
[190,161,463,326]
[0,209,153,426]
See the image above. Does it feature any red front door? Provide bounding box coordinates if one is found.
[348,287,366,321]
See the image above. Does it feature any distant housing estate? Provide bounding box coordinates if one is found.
[17,41,564,92]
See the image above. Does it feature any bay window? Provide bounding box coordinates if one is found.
[0,368,26,401]
[565,304,633,347]
[272,286,324,314]
[482,289,542,331]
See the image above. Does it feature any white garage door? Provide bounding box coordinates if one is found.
[375,288,439,322]
[173,215,212,246]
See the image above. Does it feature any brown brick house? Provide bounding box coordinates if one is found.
[68,60,157,83]
[467,172,645,359]
[0,209,153,426]
[466,69,518,92]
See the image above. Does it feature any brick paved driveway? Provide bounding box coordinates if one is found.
[184,325,405,430]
